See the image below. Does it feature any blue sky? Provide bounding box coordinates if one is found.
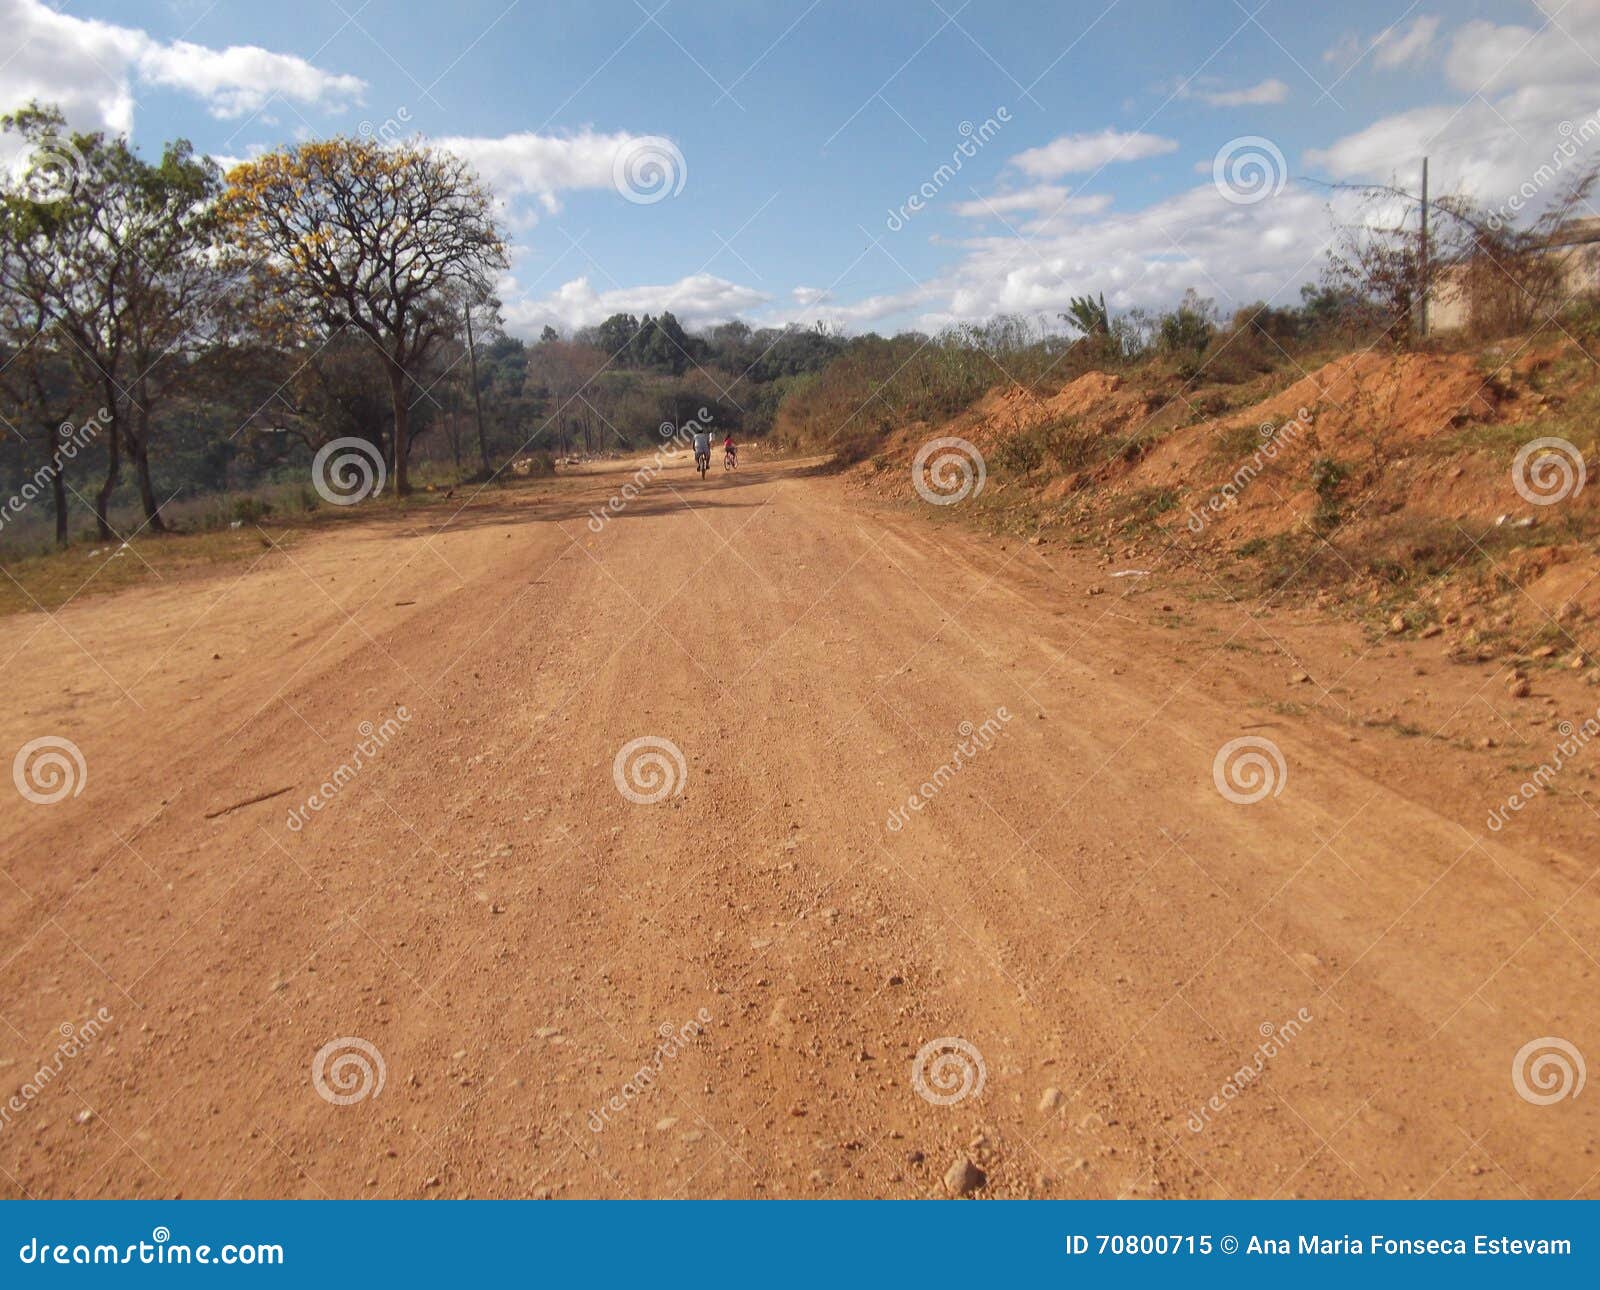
[5,0,1589,336]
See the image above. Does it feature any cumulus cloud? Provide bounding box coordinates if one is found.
[1309,2,1600,209]
[1187,78,1290,108]
[896,182,1349,333]
[431,129,672,218]
[1375,15,1440,68]
[1324,14,1440,76]
[0,0,364,147]
[949,185,1113,219]
[1010,129,1177,178]
[502,273,768,335]
[133,39,365,119]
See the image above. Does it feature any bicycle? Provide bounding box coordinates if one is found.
[695,450,710,479]
[723,449,736,471]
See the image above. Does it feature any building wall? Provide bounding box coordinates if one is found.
[1430,239,1600,334]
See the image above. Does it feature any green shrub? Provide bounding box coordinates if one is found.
[232,495,274,524]
[1310,457,1347,533]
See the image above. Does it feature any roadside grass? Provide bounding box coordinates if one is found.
[0,466,564,618]
[0,526,294,618]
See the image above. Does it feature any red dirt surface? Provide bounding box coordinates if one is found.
[1,455,1597,1199]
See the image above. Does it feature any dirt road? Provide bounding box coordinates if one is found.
[1,453,1595,1199]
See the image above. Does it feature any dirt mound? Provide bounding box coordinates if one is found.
[846,340,1599,634]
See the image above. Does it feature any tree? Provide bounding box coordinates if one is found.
[0,296,84,546]
[221,137,507,494]
[1059,292,1110,338]
[1,104,225,536]
[1158,288,1217,355]
[593,312,641,363]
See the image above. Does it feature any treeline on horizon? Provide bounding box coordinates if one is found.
[0,103,855,553]
[3,101,1591,555]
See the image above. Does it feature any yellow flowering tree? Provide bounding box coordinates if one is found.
[221,138,506,493]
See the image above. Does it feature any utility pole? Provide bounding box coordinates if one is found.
[464,304,489,475]
[1418,156,1430,340]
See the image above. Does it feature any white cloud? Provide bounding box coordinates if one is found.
[1375,15,1440,68]
[134,39,364,119]
[1010,129,1177,178]
[0,0,364,147]
[431,129,669,218]
[1309,2,1600,211]
[1324,14,1440,75]
[502,272,768,335]
[949,185,1113,219]
[885,181,1347,333]
[1190,78,1290,108]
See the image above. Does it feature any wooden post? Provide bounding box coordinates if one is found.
[1419,156,1430,339]
[464,304,489,474]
